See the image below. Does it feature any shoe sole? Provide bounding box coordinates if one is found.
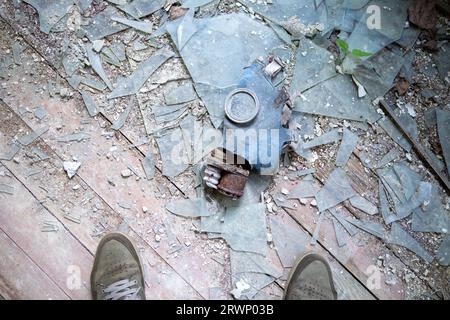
[283,252,337,300]
[90,232,145,300]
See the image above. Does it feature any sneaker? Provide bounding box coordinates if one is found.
[284,253,337,300]
[91,233,145,300]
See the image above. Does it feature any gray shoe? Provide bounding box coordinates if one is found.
[91,233,146,300]
[284,253,337,300]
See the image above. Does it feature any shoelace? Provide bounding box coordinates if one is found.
[102,279,141,300]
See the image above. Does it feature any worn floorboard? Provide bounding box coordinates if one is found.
[0,229,69,300]
[0,103,203,300]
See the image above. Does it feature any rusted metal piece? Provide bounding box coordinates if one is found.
[378,99,450,195]
[204,150,250,198]
[217,171,249,198]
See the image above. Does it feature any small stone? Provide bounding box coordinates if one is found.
[267,233,273,243]
[142,206,148,213]
[310,199,317,207]
[155,234,161,242]
[72,184,81,190]
[281,188,289,195]
[59,87,69,97]
[121,169,133,178]
[299,198,308,205]
[63,161,81,179]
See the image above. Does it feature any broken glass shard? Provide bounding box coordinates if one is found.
[118,0,165,18]
[377,116,412,152]
[118,201,132,210]
[75,0,92,12]
[62,55,81,77]
[297,168,316,177]
[0,184,14,195]
[332,216,347,247]
[83,6,129,40]
[378,182,397,225]
[352,46,409,98]
[344,217,386,240]
[335,128,359,167]
[31,147,49,160]
[164,83,197,105]
[24,0,73,34]
[292,137,316,162]
[294,74,381,123]
[310,212,325,245]
[269,215,309,268]
[388,223,434,263]
[111,104,132,131]
[239,0,329,35]
[377,148,401,168]
[390,181,432,222]
[345,0,410,61]
[329,208,358,237]
[436,109,450,177]
[81,76,107,91]
[200,199,225,234]
[230,249,282,279]
[193,83,234,128]
[18,126,49,146]
[153,104,187,124]
[81,92,98,117]
[166,197,211,217]
[436,235,450,267]
[0,140,21,160]
[86,44,113,90]
[132,39,148,51]
[349,195,378,215]
[182,0,215,9]
[222,203,267,256]
[0,55,13,79]
[58,132,90,142]
[101,48,121,66]
[396,26,420,50]
[288,178,321,200]
[112,16,153,34]
[433,42,450,81]
[290,37,336,94]
[155,127,189,178]
[110,42,127,62]
[34,106,47,120]
[412,184,450,234]
[108,48,174,99]
[174,9,199,51]
[68,74,83,90]
[303,129,341,150]
[140,152,155,180]
[316,168,356,212]
[12,42,23,65]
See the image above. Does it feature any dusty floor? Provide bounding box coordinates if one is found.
[0,0,449,300]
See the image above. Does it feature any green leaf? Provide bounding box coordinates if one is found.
[336,39,349,55]
[351,49,372,58]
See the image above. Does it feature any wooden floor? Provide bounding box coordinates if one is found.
[0,3,447,300]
